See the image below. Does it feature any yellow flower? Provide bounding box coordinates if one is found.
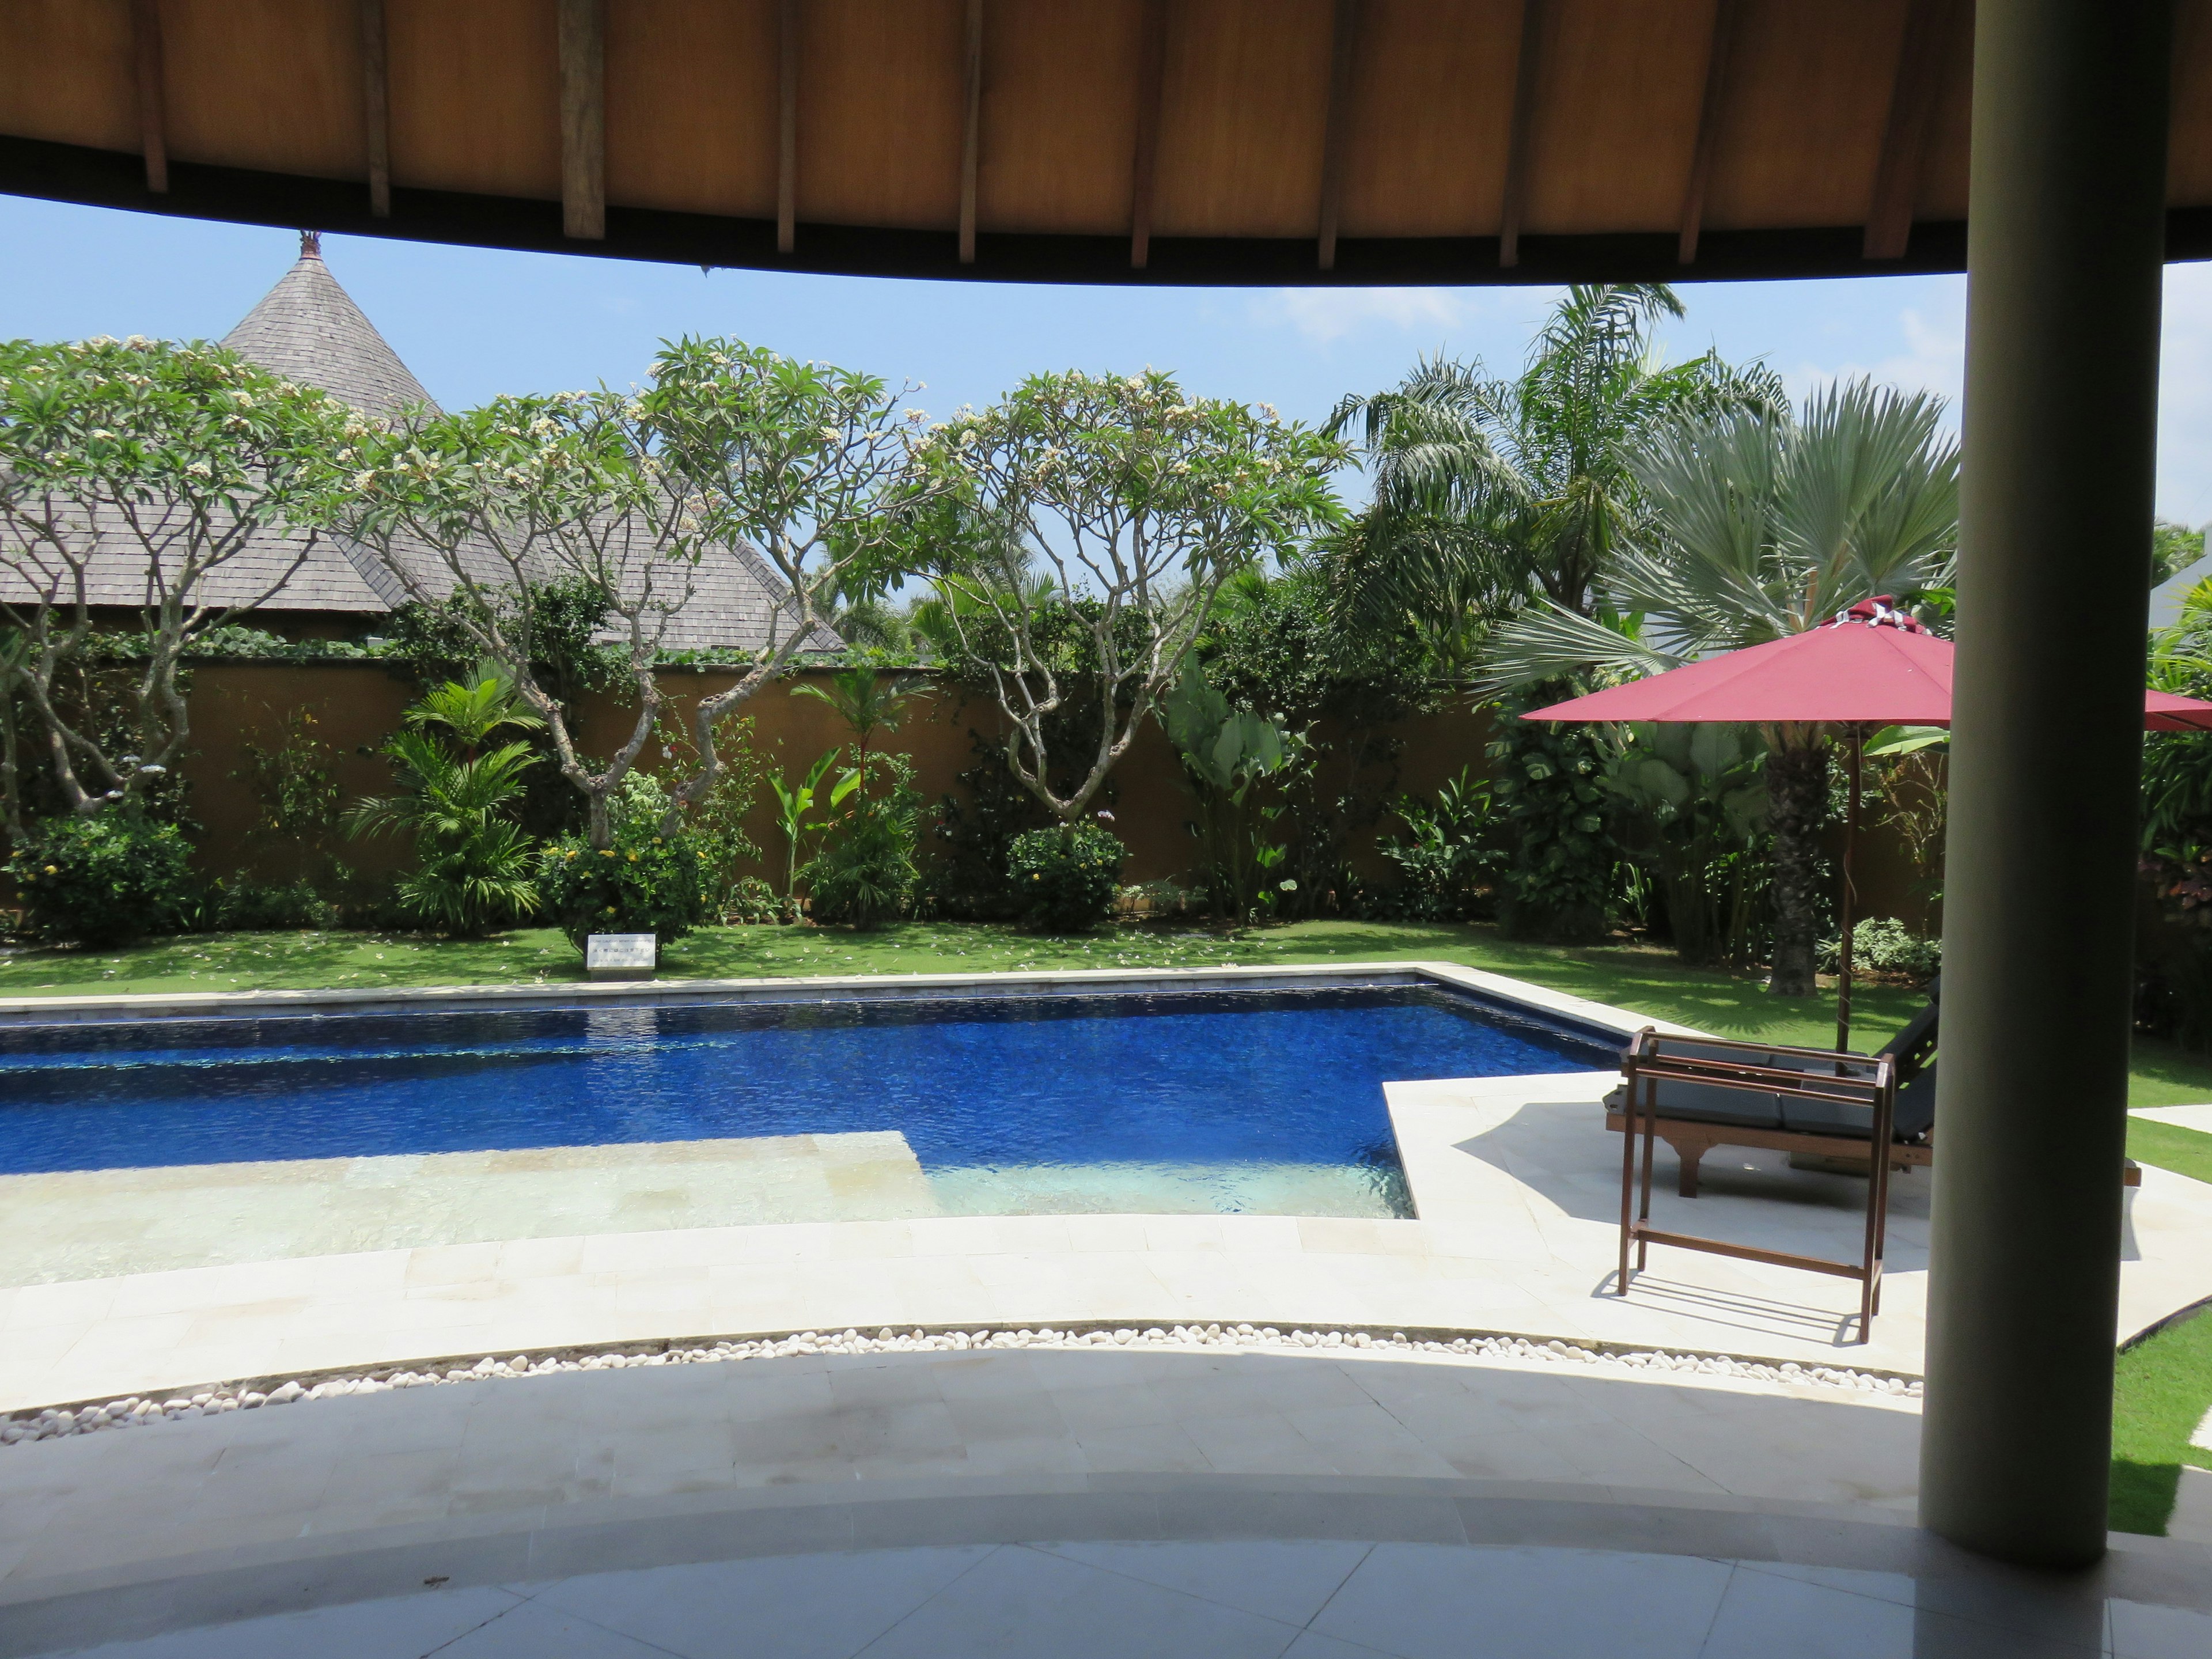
[627,852,639,863]
[43,865,58,876]
[600,849,616,858]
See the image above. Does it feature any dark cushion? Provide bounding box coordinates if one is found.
[1778,1060,1936,1142]
[1609,1043,1788,1130]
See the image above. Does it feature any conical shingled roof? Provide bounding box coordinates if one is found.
[221,233,438,423]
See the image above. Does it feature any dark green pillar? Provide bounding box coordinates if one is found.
[1920,0,2171,1567]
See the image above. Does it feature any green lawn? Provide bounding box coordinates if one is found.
[2111,1305,2212,1535]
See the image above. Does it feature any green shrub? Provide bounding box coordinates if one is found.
[6,814,198,946]
[1818,916,1941,981]
[801,755,921,930]
[724,874,790,925]
[214,875,333,933]
[536,823,709,950]
[1007,823,1125,934]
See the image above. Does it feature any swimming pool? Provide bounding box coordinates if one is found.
[0,981,1618,1221]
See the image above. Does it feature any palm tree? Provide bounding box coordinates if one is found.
[403,663,546,758]
[1323,284,1786,653]
[1479,378,1960,996]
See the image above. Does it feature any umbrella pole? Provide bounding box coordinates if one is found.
[1836,725,1862,1051]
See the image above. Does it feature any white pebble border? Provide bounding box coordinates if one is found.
[0,1323,1922,1445]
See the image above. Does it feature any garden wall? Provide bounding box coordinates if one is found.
[175,662,1929,925]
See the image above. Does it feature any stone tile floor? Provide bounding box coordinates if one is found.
[0,1348,2204,1657]
[40,1536,2212,1659]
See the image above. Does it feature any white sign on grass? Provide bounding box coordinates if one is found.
[586,933,657,980]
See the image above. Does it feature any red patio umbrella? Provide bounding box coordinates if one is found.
[1524,599,2212,1048]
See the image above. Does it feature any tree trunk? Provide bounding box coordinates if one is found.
[1765,737,1830,996]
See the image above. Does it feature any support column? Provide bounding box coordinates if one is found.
[1920,0,2170,1567]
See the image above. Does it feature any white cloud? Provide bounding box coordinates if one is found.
[1249,286,1480,345]
[1781,301,1966,423]
[2157,263,2212,526]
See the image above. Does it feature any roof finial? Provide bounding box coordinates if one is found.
[300,229,322,260]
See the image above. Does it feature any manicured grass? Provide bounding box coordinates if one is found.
[2111,1305,2212,1535]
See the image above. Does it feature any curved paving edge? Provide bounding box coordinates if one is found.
[0,1319,1925,1440]
[5,1476,2208,1659]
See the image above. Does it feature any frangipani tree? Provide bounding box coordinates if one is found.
[340,391,696,847]
[643,340,940,819]
[0,336,350,817]
[1480,378,1960,995]
[915,369,1345,825]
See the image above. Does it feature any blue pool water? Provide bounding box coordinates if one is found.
[0,984,1617,1217]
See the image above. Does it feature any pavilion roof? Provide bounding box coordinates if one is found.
[3,1,2208,286]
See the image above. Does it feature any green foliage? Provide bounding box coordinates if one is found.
[209,874,333,933]
[768,747,847,899]
[1006,823,1126,934]
[1603,724,1767,965]
[1324,285,1786,675]
[801,754,921,930]
[2152,518,2206,587]
[346,671,542,936]
[536,819,709,950]
[1486,690,1616,944]
[912,367,1345,821]
[650,716,766,916]
[1159,656,1294,921]
[6,813,197,946]
[1363,770,1497,923]
[1817,916,1941,982]
[928,730,1056,921]
[724,874,788,925]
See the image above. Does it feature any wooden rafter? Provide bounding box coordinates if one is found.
[778,0,801,253]
[359,0,391,217]
[1316,0,1363,271]
[130,0,167,194]
[1497,0,1547,268]
[1130,0,1169,270]
[557,0,605,240]
[959,0,984,264]
[1864,0,1962,260]
[1677,0,1741,264]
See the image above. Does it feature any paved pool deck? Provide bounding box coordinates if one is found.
[4,963,2211,1414]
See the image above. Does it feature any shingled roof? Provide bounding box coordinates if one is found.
[1,234,833,654]
[221,232,438,423]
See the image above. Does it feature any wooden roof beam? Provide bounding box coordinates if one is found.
[1130,0,1169,270]
[1864,0,1963,260]
[1677,0,1742,264]
[359,0,391,218]
[959,0,984,264]
[557,0,605,240]
[778,0,800,253]
[1498,0,1547,268]
[1316,0,1363,271]
[130,0,167,194]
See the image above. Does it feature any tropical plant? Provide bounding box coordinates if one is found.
[5,812,198,945]
[912,368,1345,825]
[1158,656,1294,920]
[0,336,351,819]
[1006,821,1126,933]
[1866,724,1948,917]
[1364,768,1498,923]
[1603,724,1767,964]
[1321,285,1786,668]
[2153,518,2206,586]
[767,747,849,902]
[1478,379,1960,992]
[1819,916,1941,982]
[927,730,1058,921]
[801,752,921,929]
[1485,693,1619,942]
[792,666,930,760]
[346,671,543,935]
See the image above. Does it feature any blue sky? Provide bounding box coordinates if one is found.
[7,192,2212,523]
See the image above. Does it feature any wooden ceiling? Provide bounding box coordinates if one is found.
[4,0,2211,283]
